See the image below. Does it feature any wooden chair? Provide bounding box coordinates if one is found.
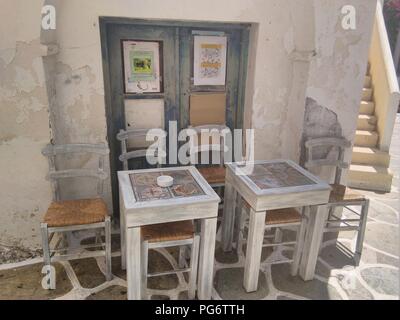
[40,144,112,288]
[304,137,369,265]
[235,201,309,276]
[187,94,228,188]
[187,125,227,188]
[116,128,165,170]
[141,221,200,300]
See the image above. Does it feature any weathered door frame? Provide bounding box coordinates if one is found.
[99,17,250,217]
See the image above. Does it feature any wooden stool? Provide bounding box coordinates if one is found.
[141,220,200,300]
[235,200,308,276]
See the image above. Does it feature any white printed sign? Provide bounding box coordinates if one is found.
[193,35,227,86]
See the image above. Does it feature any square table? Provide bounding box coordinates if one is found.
[118,166,220,300]
[221,160,331,292]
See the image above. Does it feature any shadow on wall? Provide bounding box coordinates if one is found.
[300,97,343,169]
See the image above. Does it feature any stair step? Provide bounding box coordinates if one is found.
[362,88,373,101]
[357,114,377,130]
[354,130,379,147]
[359,101,375,115]
[351,147,390,166]
[364,75,372,88]
[348,164,393,192]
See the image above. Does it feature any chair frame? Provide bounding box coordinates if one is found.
[187,125,228,188]
[117,128,165,171]
[40,143,112,288]
[304,137,370,264]
[235,200,309,276]
[141,234,200,300]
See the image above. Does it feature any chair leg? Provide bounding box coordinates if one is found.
[40,223,55,290]
[179,246,187,269]
[104,216,113,281]
[120,200,127,270]
[188,235,200,300]
[236,207,246,255]
[141,240,149,300]
[274,228,283,244]
[233,196,243,251]
[95,229,102,245]
[355,199,369,265]
[291,207,308,276]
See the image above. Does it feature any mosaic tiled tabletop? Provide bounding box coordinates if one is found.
[129,170,205,202]
[247,162,316,189]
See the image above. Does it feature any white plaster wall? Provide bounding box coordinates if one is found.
[0,0,52,249]
[306,0,376,182]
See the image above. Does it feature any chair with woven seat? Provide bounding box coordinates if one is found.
[140,220,200,300]
[117,129,166,271]
[187,94,228,188]
[304,137,369,265]
[235,201,309,276]
[40,144,112,288]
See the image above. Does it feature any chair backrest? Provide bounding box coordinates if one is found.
[304,137,351,184]
[42,143,110,201]
[189,93,226,127]
[188,93,227,167]
[116,129,164,170]
[187,125,227,167]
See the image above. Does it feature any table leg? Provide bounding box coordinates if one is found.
[120,209,126,270]
[198,217,217,300]
[298,204,329,281]
[126,227,142,300]
[244,208,266,292]
[221,182,237,252]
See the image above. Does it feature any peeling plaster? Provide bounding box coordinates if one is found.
[14,66,37,93]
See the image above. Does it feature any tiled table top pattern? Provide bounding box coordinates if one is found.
[129,169,205,202]
[247,162,316,189]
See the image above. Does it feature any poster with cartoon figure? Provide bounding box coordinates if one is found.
[123,40,161,93]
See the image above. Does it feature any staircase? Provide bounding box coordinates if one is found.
[348,70,394,192]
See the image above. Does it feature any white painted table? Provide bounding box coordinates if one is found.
[221,160,331,292]
[118,166,220,300]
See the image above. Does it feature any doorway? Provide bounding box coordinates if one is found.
[100,18,250,216]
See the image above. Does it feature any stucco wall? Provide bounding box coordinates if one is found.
[0,0,52,249]
[305,0,376,182]
[0,0,377,249]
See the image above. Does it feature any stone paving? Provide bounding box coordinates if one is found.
[1,116,399,300]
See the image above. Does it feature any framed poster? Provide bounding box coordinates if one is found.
[122,40,162,94]
[193,35,227,86]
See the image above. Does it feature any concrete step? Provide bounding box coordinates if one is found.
[347,164,393,193]
[364,75,371,88]
[362,88,373,101]
[354,130,379,147]
[351,147,391,167]
[359,101,375,115]
[357,114,377,130]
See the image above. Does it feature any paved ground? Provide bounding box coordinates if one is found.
[1,116,399,300]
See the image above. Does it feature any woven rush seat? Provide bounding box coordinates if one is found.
[265,208,301,225]
[198,166,226,185]
[243,201,301,225]
[142,220,194,243]
[329,184,365,203]
[43,198,108,227]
